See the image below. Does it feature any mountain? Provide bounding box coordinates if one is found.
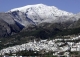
[0,4,80,37]
[8,4,75,26]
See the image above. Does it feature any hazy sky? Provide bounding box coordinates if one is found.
[0,0,80,13]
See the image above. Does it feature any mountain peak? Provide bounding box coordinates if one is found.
[9,4,73,16]
[10,4,47,12]
[33,3,47,6]
[8,4,74,26]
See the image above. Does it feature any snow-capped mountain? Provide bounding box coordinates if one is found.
[1,4,80,37]
[10,4,73,16]
[8,4,74,27]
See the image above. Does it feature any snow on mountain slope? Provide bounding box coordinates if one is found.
[9,4,74,26]
[9,11,36,27]
[10,4,73,16]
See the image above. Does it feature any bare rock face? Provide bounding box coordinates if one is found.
[0,13,24,37]
[0,19,11,37]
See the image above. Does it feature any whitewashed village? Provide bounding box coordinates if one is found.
[0,35,80,57]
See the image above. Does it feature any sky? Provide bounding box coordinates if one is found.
[0,0,80,13]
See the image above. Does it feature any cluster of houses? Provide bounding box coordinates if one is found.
[0,35,80,57]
